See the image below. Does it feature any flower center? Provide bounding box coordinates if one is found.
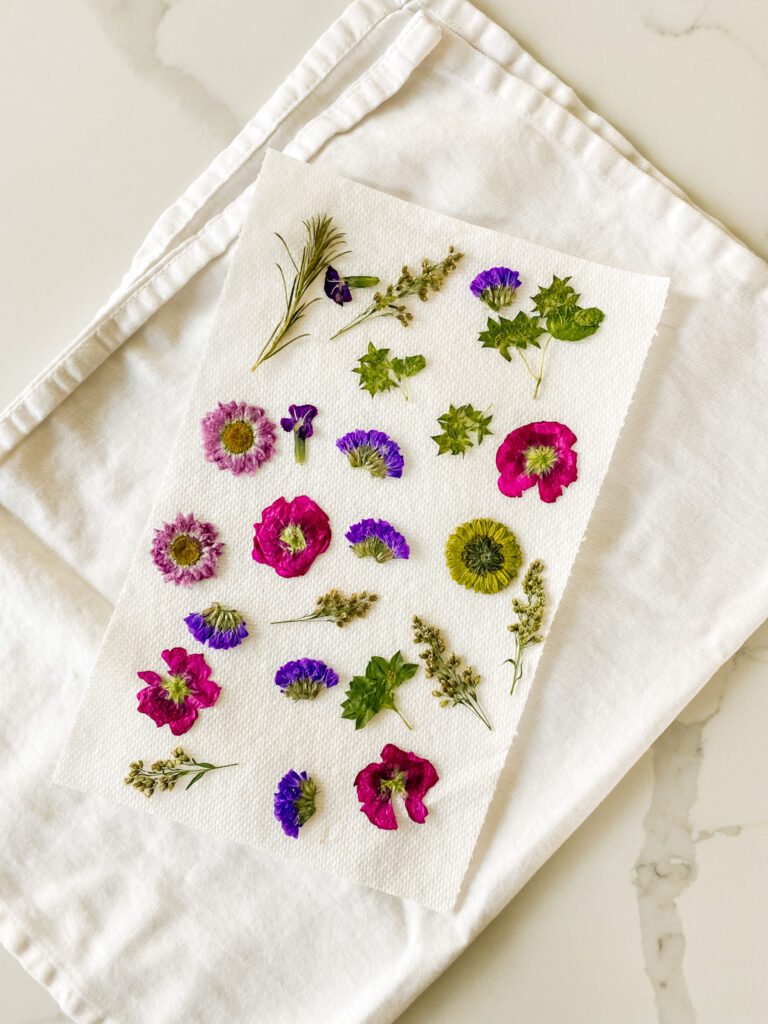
[347,444,387,478]
[203,603,242,633]
[285,676,322,701]
[295,778,317,824]
[280,523,307,554]
[162,674,191,703]
[169,533,203,566]
[220,419,255,454]
[461,536,504,576]
[379,771,407,797]
[524,445,558,476]
[351,537,393,563]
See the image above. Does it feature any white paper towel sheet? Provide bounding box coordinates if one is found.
[54,151,668,912]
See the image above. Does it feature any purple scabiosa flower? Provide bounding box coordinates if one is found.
[336,429,404,479]
[280,404,318,464]
[151,513,224,586]
[201,400,276,475]
[274,658,339,701]
[184,603,248,650]
[324,266,380,305]
[274,769,317,838]
[345,518,410,563]
[136,647,221,736]
[470,267,522,311]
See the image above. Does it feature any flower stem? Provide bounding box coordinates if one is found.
[464,696,492,731]
[394,706,413,730]
[294,433,306,464]
[532,334,553,399]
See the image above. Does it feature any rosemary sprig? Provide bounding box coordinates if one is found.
[271,588,378,628]
[252,214,348,370]
[124,748,237,797]
[330,246,463,339]
[506,560,546,695]
[412,615,492,730]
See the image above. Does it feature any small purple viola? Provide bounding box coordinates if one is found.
[274,769,317,838]
[470,267,522,312]
[184,603,248,650]
[345,518,409,563]
[324,266,380,306]
[280,404,318,464]
[336,429,404,479]
[274,658,339,701]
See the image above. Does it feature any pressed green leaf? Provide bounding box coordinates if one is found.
[546,306,605,341]
[478,312,545,360]
[391,354,426,379]
[184,772,206,790]
[530,275,579,317]
[340,651,418,729]
[431,403,493,456]
[353,344,425,397]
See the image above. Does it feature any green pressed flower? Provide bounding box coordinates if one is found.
[445,518,522,595]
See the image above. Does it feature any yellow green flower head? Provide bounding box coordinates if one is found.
[445,518,522,594]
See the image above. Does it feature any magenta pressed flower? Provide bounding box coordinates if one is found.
[354,744,439,830]
[496,421,578,503]
[151,513,224,586]
[184,603,248,650]
[274,769,317,838]
[280,404,318,464]
[252,495,331,578]
[201,400,276,475]
[470,267,522,311]
[336,429,404,479]
[345,518,409,562]
[136,647,221,736]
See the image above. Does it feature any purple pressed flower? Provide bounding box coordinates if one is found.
[345,518,410,562]
[324,267,380,305]
[336,429,404,479]
[354,744,439,830]
[470,266,522,311]
[274,658,339,701]
[184,603,248,650]
[136,647,221,736]
[151,513,224,586]
[201,400,277,475]
[280,404,318,464]
[274,769,317,838]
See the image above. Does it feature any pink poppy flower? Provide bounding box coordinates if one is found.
[354,744,439,830]
[496,421,578,504]
[136,647,221,736]
[252,495,331,579]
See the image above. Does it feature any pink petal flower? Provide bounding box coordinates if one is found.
[354,744,439,830]
[136,647,221,736]
[252,495,331,579]
[201,400,277,475]
[496,421,578,504]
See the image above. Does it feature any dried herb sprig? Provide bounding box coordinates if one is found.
[506,560,546,694]
[270,588,378,628]
[412,615,492,730]
[252,214,348,370]
[330,246,463,339]
[124,748,237,797]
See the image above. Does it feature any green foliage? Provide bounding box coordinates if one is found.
[353,343,426,398]
[478,312,545,360]
[431,403,493,456]
[340,651,418,730]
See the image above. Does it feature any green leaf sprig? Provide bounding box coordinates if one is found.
[506,560,546,695]
[252,214,348,370]
[124,748,237,797]
[331,246,463,339]
[353,342,426,399]
[479,275,605,398]
[341,651,418,730]
[412,616,491,730]
[270,589,378,628]
[431,403,493,456]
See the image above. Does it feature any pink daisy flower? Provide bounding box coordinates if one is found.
[252,495,331,579]
[136,647,221,736]
[151,513,224,586]
[354,744,439,830]
[496,421,578,504]
[201,400,276,475]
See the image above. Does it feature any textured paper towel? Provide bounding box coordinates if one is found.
[54,150,668,912]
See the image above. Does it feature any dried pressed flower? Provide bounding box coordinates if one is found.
[274,658,339,701]
[200,401,276,475]
[136,648,221,736]
[496,421,578,503]
[445,518,522,595]
[412,616,491,730]
[270,588,378,628]
[252,495,331,578]
[470,266,522,311]
[506,560,547,695]
[354,744,439,830]
[124,747,237,797]
[184,603,248,650]
[345,518,409,562]
[274,770,317,838]
[336,429,404,479]
[151,513,224,586]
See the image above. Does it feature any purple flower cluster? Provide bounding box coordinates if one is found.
[470,266,522,311]
[336,429,404,479]
[345,518,410,563]
[274,769,317,838]
[184,603,248,650]
[274,658,339,701]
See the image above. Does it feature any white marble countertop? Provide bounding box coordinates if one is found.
[1,2,766,1022]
